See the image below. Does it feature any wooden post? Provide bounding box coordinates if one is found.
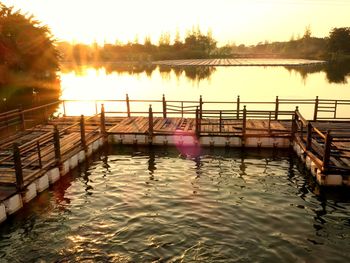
[126,94,131,117]
[306,122,312,150]
[199,95,203,119]
[13,143,24,191]
[274,96,279,120]
[219,111,222,133]
[53,125,61,165]
[334,100,338,119]
[242,105,247,137]
[236,95,240,119]
[291,107,299,137]
[181,101,184,118]
[322,130,332,173]
[268,112,271,135]
[80,114,86,150]
[36,141,42,168]
[63,101,67,117]
[195,107,200,137]
[313,96,319,121]
[162,94,167,118]
[148,104,153,138]
[100,104,106,137]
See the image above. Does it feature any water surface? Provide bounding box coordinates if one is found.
[58,62,350,118]
[1,146,350,262]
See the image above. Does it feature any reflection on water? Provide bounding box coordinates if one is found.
[1,146,350,262]
[287,60,350,84]
[61,62,216,82]
[61,60,350,85]
[0,82,60,112]
[58,61,350,118]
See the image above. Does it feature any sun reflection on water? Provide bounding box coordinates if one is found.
[58,64,350,117]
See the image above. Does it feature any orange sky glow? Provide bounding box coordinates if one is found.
[2,0,350,45]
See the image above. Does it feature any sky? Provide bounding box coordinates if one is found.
[1,0,350,46]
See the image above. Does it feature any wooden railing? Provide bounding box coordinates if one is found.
[1,108,106,191]
[196,107,295,137]
[60,95,350,122]
[292,109,350,175]
[0,101,60,141]
[1,96,349,128]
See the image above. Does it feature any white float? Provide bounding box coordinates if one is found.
[98,138,104,147]
[316,170,325,185]
[293,142,298,152]
[4,194,23,215]
[310,162,318,177]
[23,182,37,203]
[276,138,291,148]
[113,134,123,144]
[78,150,85,163]
[199,137,211,146]
[154,135,167,145]
[35,174,49,192]
[108,135,114,143]
[182,136,196,146]
[228,137,241,147]
[69,154,78,170]
[305,156,312,170]
[61,160,70,175]
[92,140,100,151]
[325,174,343,186]
[48,167,60,184]
[165,135,174,145]
[211,137,226,147]
[245,137,262,148]
[122,135,134,144]
[87,144,93,157]
[0,203,7,223]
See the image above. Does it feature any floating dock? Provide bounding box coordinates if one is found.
[153,58,325,67]
[0,95,349,223]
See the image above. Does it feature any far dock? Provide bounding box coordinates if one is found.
[153,58,325,67]
[0,95,349,223]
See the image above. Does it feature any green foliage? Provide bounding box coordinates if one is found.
[56,26,350,62]
[328,27,350,56]
[0,3,59,86]
[58,28,217,62]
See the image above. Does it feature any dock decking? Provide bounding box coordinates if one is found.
[153,58,325,67]
[1,96,350,223]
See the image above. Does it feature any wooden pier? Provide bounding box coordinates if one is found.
[153,58,325,67]
[0,95,350,223]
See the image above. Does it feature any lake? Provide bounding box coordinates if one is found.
[1,60,350,118]
[60,62,350,102]
[1,146,350,262]
[57,61,350,118]
[1,60,350,262]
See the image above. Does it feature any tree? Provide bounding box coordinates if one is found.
[0,3,59,82]
[303,25,312,39]
[328,27,350,54]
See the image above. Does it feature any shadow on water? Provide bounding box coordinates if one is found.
[61,60,350,85]
[286,59,350,84]
[61,63,216,83]
[0,82,60,112]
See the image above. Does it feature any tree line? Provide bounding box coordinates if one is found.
[1,3,60,110]
[57,27,350,63]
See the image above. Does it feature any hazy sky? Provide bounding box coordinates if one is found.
[2,0,350,45]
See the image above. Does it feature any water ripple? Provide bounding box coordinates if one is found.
[1,147,350,262]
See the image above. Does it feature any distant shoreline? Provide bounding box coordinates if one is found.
[60,58,326,67]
